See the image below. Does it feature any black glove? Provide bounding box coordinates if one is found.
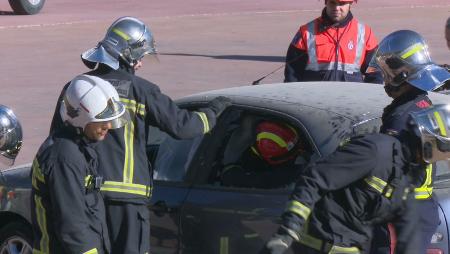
[208,96,232,117]
[259,233,293,254]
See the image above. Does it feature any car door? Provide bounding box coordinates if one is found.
[177,108,315,254]
[147,126,203,254]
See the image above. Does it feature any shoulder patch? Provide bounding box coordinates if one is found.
[415,100,431,109]
[107,79,131,97]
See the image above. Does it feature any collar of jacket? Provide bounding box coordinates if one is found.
[389,88,428,110]
[319,8,354,31]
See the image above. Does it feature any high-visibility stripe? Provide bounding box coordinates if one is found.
[121,98,146,117]
[256,132,288,148]
[364,176,387,194]
[34,195,49,254]
[84,175,93,187]
[299,232,360,254]
[305,20,364,74]
[112,28,131,41]
[101,181,152,197]
[195,112,210,133]
[32,159,45,190]
[219,237,229,254]
[32,250,45,254]
[400,43,424,59]
[415,164,433,199]
[83,248,98,254]
[306,20,317,66]
[286,200,311,220]
[354,23,365,67]
[434,111,448,136]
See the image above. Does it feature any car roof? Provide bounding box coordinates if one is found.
[178,82,450,154]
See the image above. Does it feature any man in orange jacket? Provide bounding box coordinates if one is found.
[284,0,382,84]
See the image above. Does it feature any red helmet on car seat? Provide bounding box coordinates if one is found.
[252,121,299,165]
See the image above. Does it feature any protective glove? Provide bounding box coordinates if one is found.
[259,233,294,254]
[207,96,232,117]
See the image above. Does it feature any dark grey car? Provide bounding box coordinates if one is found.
[0,82,449,254]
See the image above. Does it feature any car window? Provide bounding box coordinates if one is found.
[148,126,203,182]
[190,108,313,190]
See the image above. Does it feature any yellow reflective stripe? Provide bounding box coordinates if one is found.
[84,175,93,188]
[32,250,45,254]
[401,43,424,59]
[415,164,433,199]
[434,111,447,136]
[256,132,287,148]
[34,195,49,254]
[100,181,152,197]
[195,112,210,133]
[121,98,146,117]
[299,233,360,254]
[32,159,45,190]
[286,200,311,220]
[112,28,130,41]
[364,176,387,193]
[219,237,229,254]
[83,248,98,254]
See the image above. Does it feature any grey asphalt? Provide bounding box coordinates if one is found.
[0,0,449,165]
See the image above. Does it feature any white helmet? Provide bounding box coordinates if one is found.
[60,75,129,130]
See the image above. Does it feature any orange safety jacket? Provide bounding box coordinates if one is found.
[284,10,382,83]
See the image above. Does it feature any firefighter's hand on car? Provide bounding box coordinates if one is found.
[260,233,293,254]
[208,96,232,117]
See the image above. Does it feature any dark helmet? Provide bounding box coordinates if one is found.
[375,30,450,91]
[81,16,157,70]
[0,105,22,166]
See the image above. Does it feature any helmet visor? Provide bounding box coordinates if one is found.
[95,98,130,129]
[409,64,450,91]
[411,105,450,163]
[0,107,22,166]
[130,27,157,61]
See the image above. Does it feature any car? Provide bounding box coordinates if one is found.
[0,81,449,254]
[8,0,45,15]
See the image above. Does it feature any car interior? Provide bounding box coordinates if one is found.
[147,105,316,190]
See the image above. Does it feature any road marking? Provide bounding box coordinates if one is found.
[0,4,448,30]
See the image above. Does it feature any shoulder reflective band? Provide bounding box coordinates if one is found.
[101,181,152,197]
[195,112,210,133]
[285,200,311,221]
[83,248,98,254]
[364,176,393,198]
[32,158,45,190]
[415,164,433,200]
[34,195,49,254]
[305,20,365,74]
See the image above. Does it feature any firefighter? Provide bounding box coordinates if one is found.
[49,16,231,254]
[284,0,382,84]
[221,119,307,189]
[370,30,450,254]
[0,105,22,166]
[31,75,130,254]
[261,103,450,254]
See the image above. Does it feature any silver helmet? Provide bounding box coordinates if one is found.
[0,105,22,166]
[81,16,157,70]
[409,104,450,163]
[375,30,450,91]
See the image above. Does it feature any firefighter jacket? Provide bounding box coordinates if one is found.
[284,9,383,84]
[281,134,420,254]
[50,64,217,203]
[31,127,110,254]
[381,89,435,200]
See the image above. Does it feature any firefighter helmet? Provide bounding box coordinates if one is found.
[0,105,22,166]
[375,30,450,91]
[252,121,299,165]
[409,104,450,163]
[81,16,157,70]
[60,75,129,130]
